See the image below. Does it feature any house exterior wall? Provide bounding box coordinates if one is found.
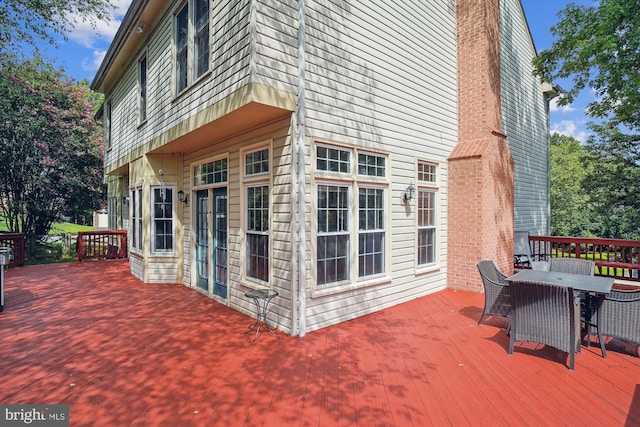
[499,0,551,235]
[93,0,549,336]
[301,0,457,332]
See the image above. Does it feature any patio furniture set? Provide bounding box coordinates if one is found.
[477,255,640,370]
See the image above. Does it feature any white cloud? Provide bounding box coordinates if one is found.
[63,1,132,74]
[551,120,589,142]
[81,50,108,73]
[549,97,576,113]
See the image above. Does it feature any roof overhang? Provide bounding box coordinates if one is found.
[91,0,166,93]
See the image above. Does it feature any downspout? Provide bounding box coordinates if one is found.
[296,0,307,337]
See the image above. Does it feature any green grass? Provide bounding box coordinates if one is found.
[1,216,93,234]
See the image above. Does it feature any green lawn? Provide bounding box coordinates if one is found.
[1,217,93,234]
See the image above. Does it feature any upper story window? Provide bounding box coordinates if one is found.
[138,54,147,123]
[105,100,112,150]
[174,0,210,95]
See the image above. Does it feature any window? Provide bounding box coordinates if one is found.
[108,197,117,230]
[131,187,143,252]
[315,144,388,288]
[244,145,270,283]
[175,0,210,94]
[194,0,210,77]
[105,100,112,150]
[358,153,386,177]
[175,5,189,93]
[417,161,438,266]
[317,185,350,285]
[152,187,174,253]
[245,148,269,176]
[194,158,228,186]
[139,55,147,123]
[246,185,269,282]
[317,146,350,173]
[358,187,385,276]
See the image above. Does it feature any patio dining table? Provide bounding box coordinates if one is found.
[507,269,615,356]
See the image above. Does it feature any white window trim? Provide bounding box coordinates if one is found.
[150,184,177,256]
[130,186,143,255]
[138,52,148,125]
[311,142,391,298]
[172,0,211,98]
[415,160,441,273]
[241,142,272,288]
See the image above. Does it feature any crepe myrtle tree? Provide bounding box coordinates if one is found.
[0,54,105,242]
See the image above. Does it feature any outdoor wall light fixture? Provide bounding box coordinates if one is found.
[178,190,188,205]
[136,23,145,35]
[402,183,416,204]
[122,196,129,206]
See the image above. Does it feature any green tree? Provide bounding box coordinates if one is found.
[533,0,640,131]
[550,134,596,237]
[582,123,640,240]
[534,0,640,239]
[0,0,114,52]
[0,54,104,241]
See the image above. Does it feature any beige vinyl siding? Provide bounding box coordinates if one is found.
[254,0,298,92]
[500,0,550,235]
[303,0,457,332]
[181,118,294,333]
[105,0,254,173]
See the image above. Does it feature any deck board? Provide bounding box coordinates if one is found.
[1,260,639,426]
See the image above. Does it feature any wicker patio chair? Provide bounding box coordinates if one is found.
[549,258,598,348]
[477,261,511,333]
[549,258,595,276]
[514,231,549,271]
[596,288,640,358]
[508,280,581,370]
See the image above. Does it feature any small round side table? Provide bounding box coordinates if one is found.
[244,289,279,343]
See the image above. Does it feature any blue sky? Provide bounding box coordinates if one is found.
[34,0,595,142]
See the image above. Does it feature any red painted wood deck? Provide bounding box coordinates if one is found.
[1,260,639,426]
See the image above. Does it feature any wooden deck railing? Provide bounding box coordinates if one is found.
[77,230,128,262]
[0,233,25,267]
[529,235,640,282]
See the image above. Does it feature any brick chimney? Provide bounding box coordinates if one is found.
[448,0,514,291]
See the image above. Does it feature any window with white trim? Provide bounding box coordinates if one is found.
[317,184,350,285]
[108,197,117,230]
[315,144,388,287]
[131,187,142,252]
[139,54,147,123]
[152,186,175,253]
[105,100,111,150]
[417,161,438,266]
[244,146,270,283]
[174,0,210,95]
[194,158,227,186]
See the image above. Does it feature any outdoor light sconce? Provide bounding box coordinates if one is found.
[122,196,129,206]
[136,23,145,35]
[402,183,416,204]
[178,190,188,205]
